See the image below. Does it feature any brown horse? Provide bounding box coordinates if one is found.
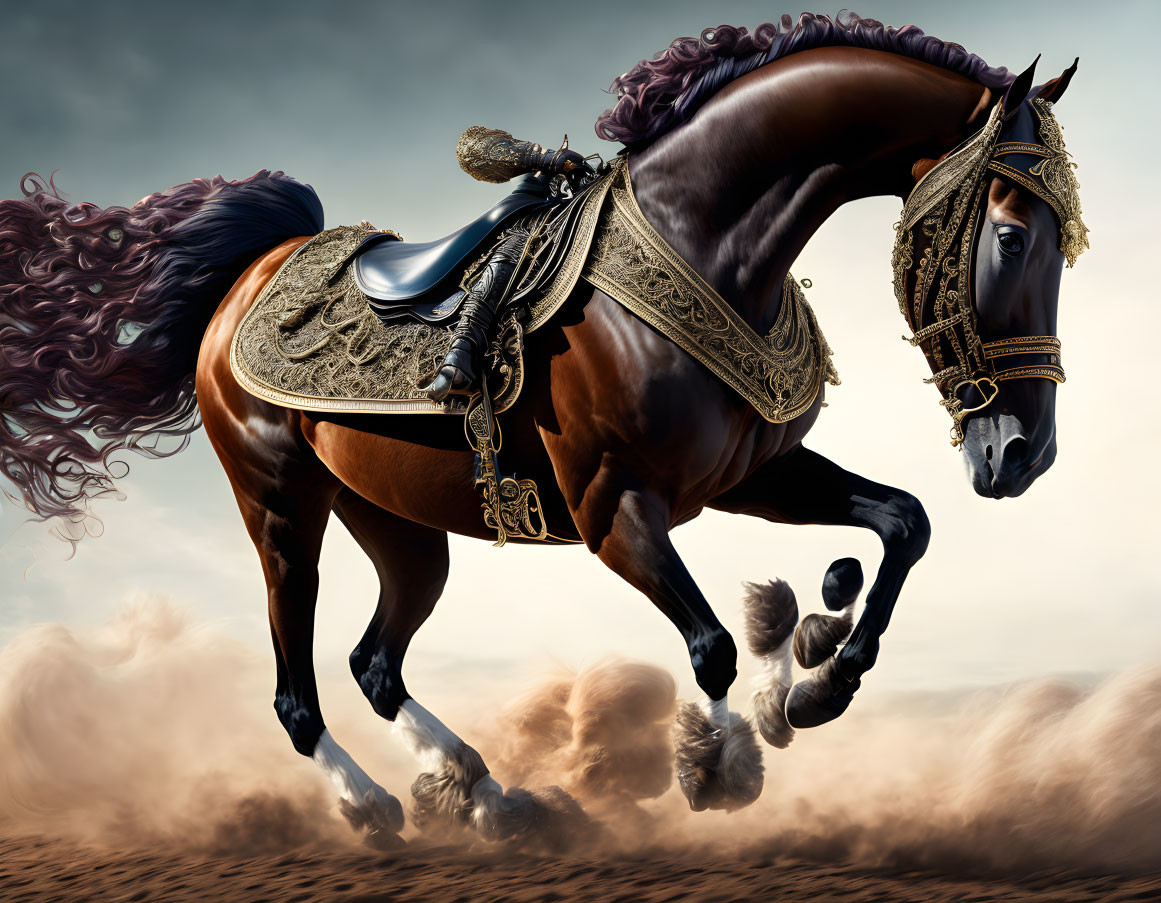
[1,17,1081,847]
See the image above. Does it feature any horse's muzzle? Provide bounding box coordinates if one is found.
[962,412,1057,498]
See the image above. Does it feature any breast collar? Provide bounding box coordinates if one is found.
[891,97,1088,446]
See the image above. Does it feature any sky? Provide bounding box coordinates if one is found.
[1,0,1158,726]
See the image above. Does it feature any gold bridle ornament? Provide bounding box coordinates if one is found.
[891,98,1086,446]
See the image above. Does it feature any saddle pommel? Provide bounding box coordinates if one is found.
[456,126,533,184]
[456,126,591,184]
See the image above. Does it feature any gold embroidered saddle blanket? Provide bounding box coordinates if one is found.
[230,156,839,421]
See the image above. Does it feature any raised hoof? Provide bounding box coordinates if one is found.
[338,785,405,848]
[421,364,473,402]
[674,703,764,812]
[784,657,860,729]
[822,557,864,611]
[752,682,794,749]
[792,611,853,669]
[742,579,798,657]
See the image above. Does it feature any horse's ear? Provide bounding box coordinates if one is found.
[1003,55,1040,118]
[1036,58,1079,104]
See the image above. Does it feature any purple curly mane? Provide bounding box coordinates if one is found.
[0,170,322,540]
[595,10,1015,147]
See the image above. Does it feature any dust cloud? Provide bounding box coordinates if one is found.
[484,661,677,808]
[0,600,348,854]
[2,600,1160,873]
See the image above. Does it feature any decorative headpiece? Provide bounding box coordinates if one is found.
[893,95,1081,446]
[988,98,1088,266]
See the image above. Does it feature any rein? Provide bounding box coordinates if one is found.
[892,98,1085,446]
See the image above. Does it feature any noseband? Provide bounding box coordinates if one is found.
[892,97,1087,446]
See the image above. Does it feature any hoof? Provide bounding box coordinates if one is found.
[752,682,794,749]
[472,778,593,852]
[338,785,405,848]
[674,702,764,812]
[822,558,863,611]
[362,826,407,852]
[742,579,798,657]
[410,744,489,833]
[785,657,860,729]
[792,610,853,669]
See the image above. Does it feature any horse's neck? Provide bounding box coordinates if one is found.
[629,47,992,331]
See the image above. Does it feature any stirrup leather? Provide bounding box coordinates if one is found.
[465,376,548,546]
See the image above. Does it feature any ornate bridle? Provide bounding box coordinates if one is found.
[892,96,1088,446]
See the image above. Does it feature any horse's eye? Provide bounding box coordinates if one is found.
[997,230,1024,255]
[106,227,124,244]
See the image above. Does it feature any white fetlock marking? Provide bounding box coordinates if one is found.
[754,632,794,697]
[470,774,503,803]
[703,694,731,733]
[394,698,466,771]
[470,773,505,829]
[312,729,375,804]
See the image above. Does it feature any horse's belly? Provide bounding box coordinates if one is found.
[301,414,581,542]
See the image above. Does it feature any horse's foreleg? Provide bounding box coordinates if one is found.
[580,485,763,811]
[712,444,930,728]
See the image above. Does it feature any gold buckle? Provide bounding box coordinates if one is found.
[955,376,999,416]
[947,377,999,447]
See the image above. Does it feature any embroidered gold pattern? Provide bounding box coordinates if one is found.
[229,226,524,416]
[582,160,838,424]
[466,391,548,546]
[988,98,1088,267]
[456,126,531,184]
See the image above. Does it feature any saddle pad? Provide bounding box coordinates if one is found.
[229,162,617,416]
[230,225,520,415]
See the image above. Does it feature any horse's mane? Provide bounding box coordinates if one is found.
[595,10,1014,147]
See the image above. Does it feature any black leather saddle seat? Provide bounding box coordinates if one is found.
[353,174,554,324]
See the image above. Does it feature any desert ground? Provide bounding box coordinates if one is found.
[4,833,1161,903]
[2,606,1160,901]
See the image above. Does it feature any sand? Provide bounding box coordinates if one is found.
[4,833,1161,903]
[4,607,1161,901]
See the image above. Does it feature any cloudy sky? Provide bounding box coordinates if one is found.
[1,0,1157,723]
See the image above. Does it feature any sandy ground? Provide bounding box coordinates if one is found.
[3,834,1161,903]
[4,608,1161,902]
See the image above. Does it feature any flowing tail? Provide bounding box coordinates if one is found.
[0,170,324,540]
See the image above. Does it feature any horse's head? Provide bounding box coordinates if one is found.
[894,59,1086,499]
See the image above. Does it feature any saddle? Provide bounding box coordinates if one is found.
[229,156,838,545]
[352,174,554,325]
[230,156,837,423]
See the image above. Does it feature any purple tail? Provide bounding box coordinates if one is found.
[0,170,324,538]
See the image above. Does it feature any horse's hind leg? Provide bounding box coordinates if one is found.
[212,444,404,848]
[333,490,584,846]
[711,444,930,729]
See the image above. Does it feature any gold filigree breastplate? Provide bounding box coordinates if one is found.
[581,158,839,424]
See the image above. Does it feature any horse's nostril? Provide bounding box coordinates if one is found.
[1004,436,1028,462]
[985,444,993,462]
